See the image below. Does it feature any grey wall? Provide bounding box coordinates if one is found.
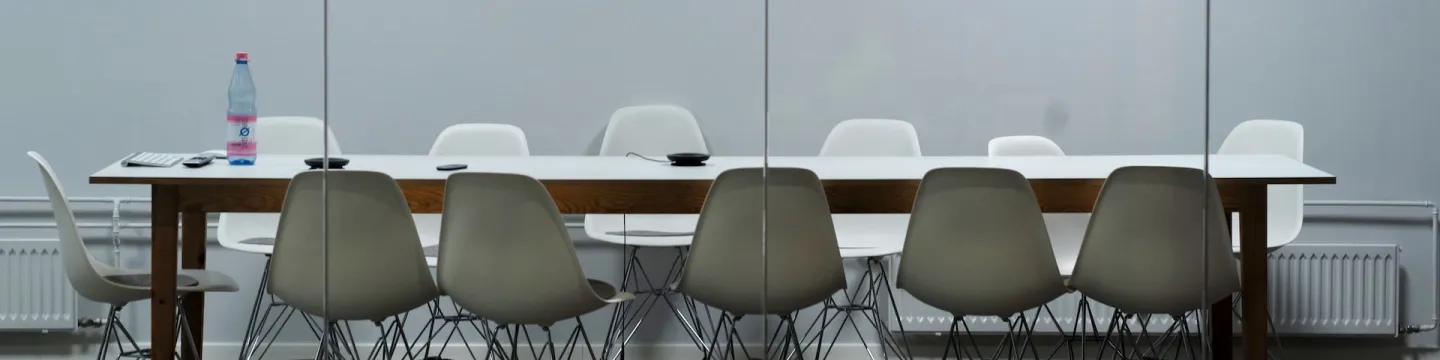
[1,0,1438,358]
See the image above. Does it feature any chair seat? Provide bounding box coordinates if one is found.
[589,279,636,303]
[841,246,901,258]
[102,268,241,299]
[585,214,697,247]
[228,237,277,254]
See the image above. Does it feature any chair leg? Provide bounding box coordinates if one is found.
[96,306,119,360]
[604,246,710,360]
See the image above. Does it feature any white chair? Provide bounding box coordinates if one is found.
[818,118,923,157]
[821,119,918,258]
[676,167,846,360]
[438,172,634,360]
[30,151,239,360]
[1068,166,1241,359]
[987,135,1090,356]
[427,123,530,156]
[987,135,1065,157]
[813,119,919,358]
[269,171,439,359]
[986,135,1083,277]
[584,105,712,351]
[420,123,531,264]
[413,123,531,358]
[897,167,1068,359]
[1218,119,1304,251]
[217,116,341,359]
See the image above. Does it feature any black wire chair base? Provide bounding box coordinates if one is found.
[238,256,327,360]
[312,317,414,360]
[493,320,603,360]
[796,256,914,360]
[697,313,807,360]
[602,246,713,360]
[411,299,504,360]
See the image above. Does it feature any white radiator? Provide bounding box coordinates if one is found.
[887,244,1401,337]
[0,239,76,331]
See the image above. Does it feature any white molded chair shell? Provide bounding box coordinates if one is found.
[677,168,845,315]
[217,116,342,255]
[421,123,533,264]
[438,173,632,325]
[1068,166,1241,315]
[428,123,531,156]
[599,105,708,156]
[1218,119,1304,250]
[819,119,922,157]
[30,152,238,306]
[820,119,920,257]
[988,136,1066,157]
[268,171,438,322]
[988,135,1084,276]
[253,116,342,155]
[586,105,708,247]
[897,168,1067,316]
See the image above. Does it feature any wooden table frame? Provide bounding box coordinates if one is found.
[94,175,1331,360]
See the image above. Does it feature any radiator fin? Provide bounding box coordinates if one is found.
[0,240,77,331]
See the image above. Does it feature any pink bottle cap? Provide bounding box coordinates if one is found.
[235,52,249,61]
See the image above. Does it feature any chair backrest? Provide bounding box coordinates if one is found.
[678,168,845,315]
[437,173,603,325]
[256,116,342,155]
[1218,119,1304,248]
[428,123,530,156]
[988,135,1066,156]
[218,116,343,249]
[268,171,437,321]
[819,119,922,157]
[987,135,1084,274]
[897,168,1067,316]
[28,152,120,303]
[1068,166,1240,315]
[599,105,708,156]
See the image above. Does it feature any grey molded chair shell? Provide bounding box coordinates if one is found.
[677,167,846,315]
[29,151,238,306]
[896,167,1068,316]
[437,172,633,326]
[1068,166,1241,316]
[268,171,439,322]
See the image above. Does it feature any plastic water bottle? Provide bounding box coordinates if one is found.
[226,52,258,165]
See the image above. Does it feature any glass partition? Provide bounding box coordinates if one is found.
[766,0,1215,358]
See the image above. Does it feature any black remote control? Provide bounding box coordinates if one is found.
[182,155,215,168]
[436,164,468,171]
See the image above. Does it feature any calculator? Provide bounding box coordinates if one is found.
[121,152,185,167]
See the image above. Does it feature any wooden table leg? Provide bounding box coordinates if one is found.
[181,211,207,360]
[1210,210,1236,359]
[1210,296,1233,359]
[1239,186,1270,360]
[151,186,179,360]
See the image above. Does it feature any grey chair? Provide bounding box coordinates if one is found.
[268,170,439,359]
[897,168,1068,360]
[436,172,633,360]
[29,151,239,360]
[676,167,846,360]
[1068,166,1242,359]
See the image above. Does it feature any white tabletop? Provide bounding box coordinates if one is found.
[91,154,1334,184]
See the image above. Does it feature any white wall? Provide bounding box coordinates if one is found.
[2,0,1438,359]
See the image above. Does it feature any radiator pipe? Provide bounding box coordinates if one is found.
[1306,200,1440,336]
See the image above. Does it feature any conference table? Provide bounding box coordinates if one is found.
[90,154,1335,360]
